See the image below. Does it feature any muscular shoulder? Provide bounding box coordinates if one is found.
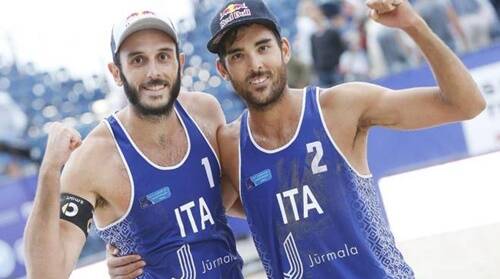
[217,117,242,183]
[319,82,387,121]
[320,82,379,106]
[217,117,241,166]
[178,90,225,126]
[178,91,226,150]
[217,117,240,148]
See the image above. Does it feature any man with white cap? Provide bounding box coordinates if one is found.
[24,11,243,278]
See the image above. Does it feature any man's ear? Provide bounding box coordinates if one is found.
[107,63,123,86]
[216,58,229,80]
[179,52,186,73]
[280,37,292,64]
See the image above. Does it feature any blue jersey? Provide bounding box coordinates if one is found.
[96,101,243,278]
[239,87,414,279]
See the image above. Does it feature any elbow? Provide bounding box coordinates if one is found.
[450,87,487,120]
[462,92,487,120]
[474,97,487,116]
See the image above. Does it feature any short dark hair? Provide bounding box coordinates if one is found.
[216,23,282,65]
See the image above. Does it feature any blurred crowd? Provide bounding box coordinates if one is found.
[289,0,500,88]
[0,61,107,184]
[0,89,32,183]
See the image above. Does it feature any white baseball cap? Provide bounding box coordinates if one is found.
[111,11,178,55]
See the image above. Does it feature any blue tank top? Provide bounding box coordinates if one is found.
[96,101,243,279]
[239,87,414,279]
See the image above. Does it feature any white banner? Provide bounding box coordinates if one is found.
[462,61,500,154]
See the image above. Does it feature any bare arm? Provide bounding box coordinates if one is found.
[24,123,96,278]
[221,173,245,218]
[106,244,145,279]
[217,121,246,218]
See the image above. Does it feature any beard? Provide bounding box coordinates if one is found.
[120,66,181,118]
[229,60,287,111]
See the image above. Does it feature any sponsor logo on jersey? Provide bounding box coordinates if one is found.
[283,233,304,279]
[307,244,359,268]
[140,186,172,209]
[247,169,272,190]
[201,253,240,274]
[175,244,196,279]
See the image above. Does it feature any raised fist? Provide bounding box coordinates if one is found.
[366,0,423,30]
[42,122,82,169]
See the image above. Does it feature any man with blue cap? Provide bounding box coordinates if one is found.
[108,1,485,278]
[208,0,484,278]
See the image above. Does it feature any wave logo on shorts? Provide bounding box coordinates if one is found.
[61,202,79,217]
[247,169,272,190]
[283,233,304,279]
[175,244,196,279]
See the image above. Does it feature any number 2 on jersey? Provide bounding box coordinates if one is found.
[307,141,328,174]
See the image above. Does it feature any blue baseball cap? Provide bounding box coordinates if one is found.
[207,0,281,53]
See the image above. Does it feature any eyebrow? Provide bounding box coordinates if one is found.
[158,47,175,53]
[226,47,243,56]
[127,51,144,59]
[255,38,272,46]
[226,38,273,55]
[127,47,175,58]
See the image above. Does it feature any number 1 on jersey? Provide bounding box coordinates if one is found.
[201,157,215,188]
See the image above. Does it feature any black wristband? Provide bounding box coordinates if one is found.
[60,193,94,237]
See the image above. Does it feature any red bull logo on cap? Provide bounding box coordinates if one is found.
[219,3,252,28]
[126,11,155,21]
[220,3,247,19]
[125,11,156,27]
